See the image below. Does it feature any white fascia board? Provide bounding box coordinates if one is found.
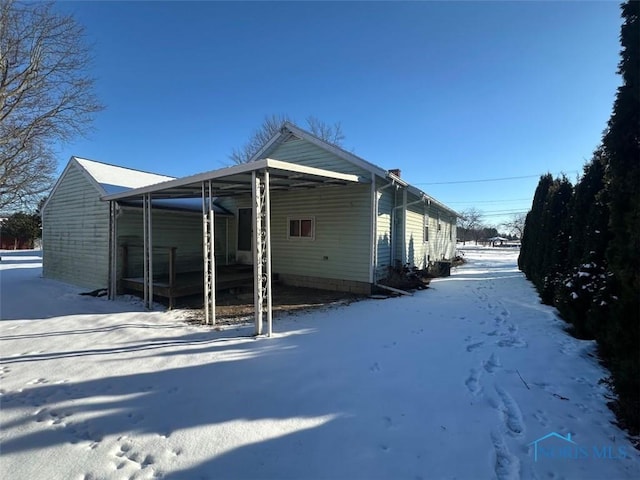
[386,172,408,187]
[263,158,365,183]
[102,158,365,201]
[102,159,271,201]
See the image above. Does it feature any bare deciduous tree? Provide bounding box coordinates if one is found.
[457,207,484,245]
[501,213,526,239]
[229,114,345,164]
[0,0,103,212]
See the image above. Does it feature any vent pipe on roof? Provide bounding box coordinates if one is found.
[389,169,401,178]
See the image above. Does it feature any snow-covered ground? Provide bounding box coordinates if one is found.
[1,247,638,480]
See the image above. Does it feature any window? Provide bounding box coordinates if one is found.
[288,217,315,240]
[424,215,429,242]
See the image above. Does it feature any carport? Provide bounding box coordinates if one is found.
[102,158,365,336]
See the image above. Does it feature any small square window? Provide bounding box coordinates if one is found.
[288,217,315,240]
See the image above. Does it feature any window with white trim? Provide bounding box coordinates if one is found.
[288,217,315,240]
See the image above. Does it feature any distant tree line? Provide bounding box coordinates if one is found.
[457,207,522,245]
[0,212,41,249]
[519,1,639,435]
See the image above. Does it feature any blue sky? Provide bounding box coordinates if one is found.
[53,1,622,228]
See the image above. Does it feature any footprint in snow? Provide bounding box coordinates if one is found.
[533,409,549,427]
[496,336,528,349]
[483,353,501,373]
[490,430,520,480]
[27,377,48,385]
[465,368,483,396]
[383,416,393,428]
[466,341,484,353]
[127,413,145,424]
[494,385,525,437]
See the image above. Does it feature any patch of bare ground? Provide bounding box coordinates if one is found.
[178,285,365,327]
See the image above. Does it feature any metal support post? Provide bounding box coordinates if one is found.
[108,201,117,300]
[202,181,216,325]
[264,170,273,337]
[252,171,263,335]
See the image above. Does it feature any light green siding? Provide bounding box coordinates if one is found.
[269,137,371,177]
[269,183,371,283]
[406,201,429,269]
[42,163,110,289]
[425,204,457,261]
[384,189,458,269]
[393,189,404,263]
[375,185,394,279]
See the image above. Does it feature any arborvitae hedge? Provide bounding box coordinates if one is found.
[519,1,639,436]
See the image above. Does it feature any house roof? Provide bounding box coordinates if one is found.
[255,123,459,218]
[251,122,390,179]
[43,157,233,215]
[74,157,175,194]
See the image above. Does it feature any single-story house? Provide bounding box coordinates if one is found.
[42,122,458,334]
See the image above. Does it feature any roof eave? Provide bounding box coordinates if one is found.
[101,158,366,202]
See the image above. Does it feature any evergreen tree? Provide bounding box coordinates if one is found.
[538,176,573,304]
[519,173,553,282]
[517,1,639,434]
[0,212,41,248]
[556,150,610,339]
[601,0,640,433]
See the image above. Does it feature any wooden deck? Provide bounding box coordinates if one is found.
[122,264,254,308]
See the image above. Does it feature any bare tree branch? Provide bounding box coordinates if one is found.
[0,0,103,212]
[229,114,346,164]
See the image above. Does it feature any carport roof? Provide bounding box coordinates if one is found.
[102,158,366,201]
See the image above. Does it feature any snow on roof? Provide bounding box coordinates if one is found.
[75,157,174,192]
[119,197,233,216]
[71,158,232,215]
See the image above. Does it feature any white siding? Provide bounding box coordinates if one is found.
[42,163,110,289]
